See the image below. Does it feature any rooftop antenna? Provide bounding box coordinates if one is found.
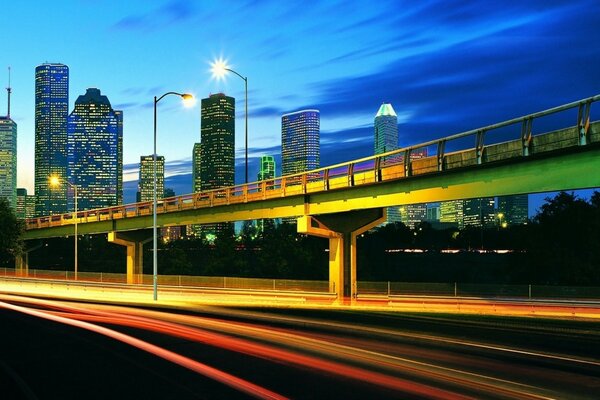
[6,66,11,118]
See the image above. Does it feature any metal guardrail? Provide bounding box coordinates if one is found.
[2,268,600,300]
[25,95,600,230]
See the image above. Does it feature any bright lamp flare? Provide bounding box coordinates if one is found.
[49,175,60,187]
[181,93,196,108]
[210,58,229,80]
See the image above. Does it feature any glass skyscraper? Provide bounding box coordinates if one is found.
[196,93,235,238]
[16,188,35,219]
[35,63,69,216]
[440,200,464,228]
[281,110,320,176]
[138,155,164,203]
[67,88,122,211]
[0,116,17,209]
[498,195,529,225]
[374,103,401,224]
[463,197,496,227]
[200,93,235,191]
[257,155,275,181]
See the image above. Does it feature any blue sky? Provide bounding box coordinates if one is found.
[3,0,599,212]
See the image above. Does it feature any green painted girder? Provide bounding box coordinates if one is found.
[24,145,600,240]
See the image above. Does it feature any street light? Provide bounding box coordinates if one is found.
[153,91,194,301]
[49,175,78,280]
[211,58,249,183]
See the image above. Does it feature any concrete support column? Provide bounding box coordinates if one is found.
[108,230,151,284]
[298,208,386,302]
[15,241,44,277]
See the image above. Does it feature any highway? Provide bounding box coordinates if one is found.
[1,294,599,399]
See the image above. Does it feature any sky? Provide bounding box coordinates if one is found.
[2,0,600,214]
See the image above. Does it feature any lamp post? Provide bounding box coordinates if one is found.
[153,92,194,301]
[211,61,249,183]
[49,176,78,280]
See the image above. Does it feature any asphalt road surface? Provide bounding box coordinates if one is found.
[1,294,599,399]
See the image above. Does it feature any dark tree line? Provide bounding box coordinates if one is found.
[6,191,600,286]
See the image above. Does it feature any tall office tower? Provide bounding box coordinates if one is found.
[463,197,496,228]
[187,142,203,238]
[440,200,464,228]
[374,103,402,224]
[35,63,69,216]
[0,119,17,210]
[498,194,529,225]
[138,155,164,202]
[115,110,124,205]
[192,142,202,193]
[281,109,320,176]
[200,93,235,190]
[67,88,122,211]
[199,93,235,238]
[0,68,17,210]
[16,188,35,219]
[257,155,275,181]
[399,204,427,229]
[426,204,441,222]
[256,155,277,233]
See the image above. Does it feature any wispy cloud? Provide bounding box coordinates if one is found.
[112,0,197,31]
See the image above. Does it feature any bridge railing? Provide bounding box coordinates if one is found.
[25,94,600,230]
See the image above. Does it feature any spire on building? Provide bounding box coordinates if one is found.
[6,66,11,118]
[375,103,397,118]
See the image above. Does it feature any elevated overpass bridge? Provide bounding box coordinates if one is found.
[21,95,600,300]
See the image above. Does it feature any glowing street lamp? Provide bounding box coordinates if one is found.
[211,58,249,183]
[152,91,194,301]
[49,175,78,280]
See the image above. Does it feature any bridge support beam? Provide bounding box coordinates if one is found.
[108,231,151,284]
[15,241,44,277]
[298,209,386,303]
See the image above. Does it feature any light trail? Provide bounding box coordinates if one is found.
[2,294,598,399]
[0,299,288,400]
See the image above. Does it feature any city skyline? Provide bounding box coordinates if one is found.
[2,1,599,214]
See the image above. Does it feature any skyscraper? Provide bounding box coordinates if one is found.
[16,188,35,219]
[35,63,69,216]
[198,93,235,238]
[115,110,124,205]
[256,155,277,233]
[281,110,320,176]
[257,155,275,181]
[138,155,164,202]
[463,198,496,227]
[200,93,235,191]
[0,116,17,210]
[67,88,122,211]
[498,195,529,225]
[440,200,464,228]
[192,142,202,193]
[374,103,401,224]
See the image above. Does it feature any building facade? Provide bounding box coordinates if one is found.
[498,194,529,226]
[463,197,496,228]
[198,93,235,238]
[200,93,235,190]
[374,103,402,224]
[16,188,35,219]
[281,110,320,176]
[138,155,164,203]
[440,200,464,228]
[257,155,275,181]
[35,63,69,216]
[0,116,17,209]
[67,88,122,211]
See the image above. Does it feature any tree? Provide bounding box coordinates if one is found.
[0,198,23,267]
[525,191,600,285]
